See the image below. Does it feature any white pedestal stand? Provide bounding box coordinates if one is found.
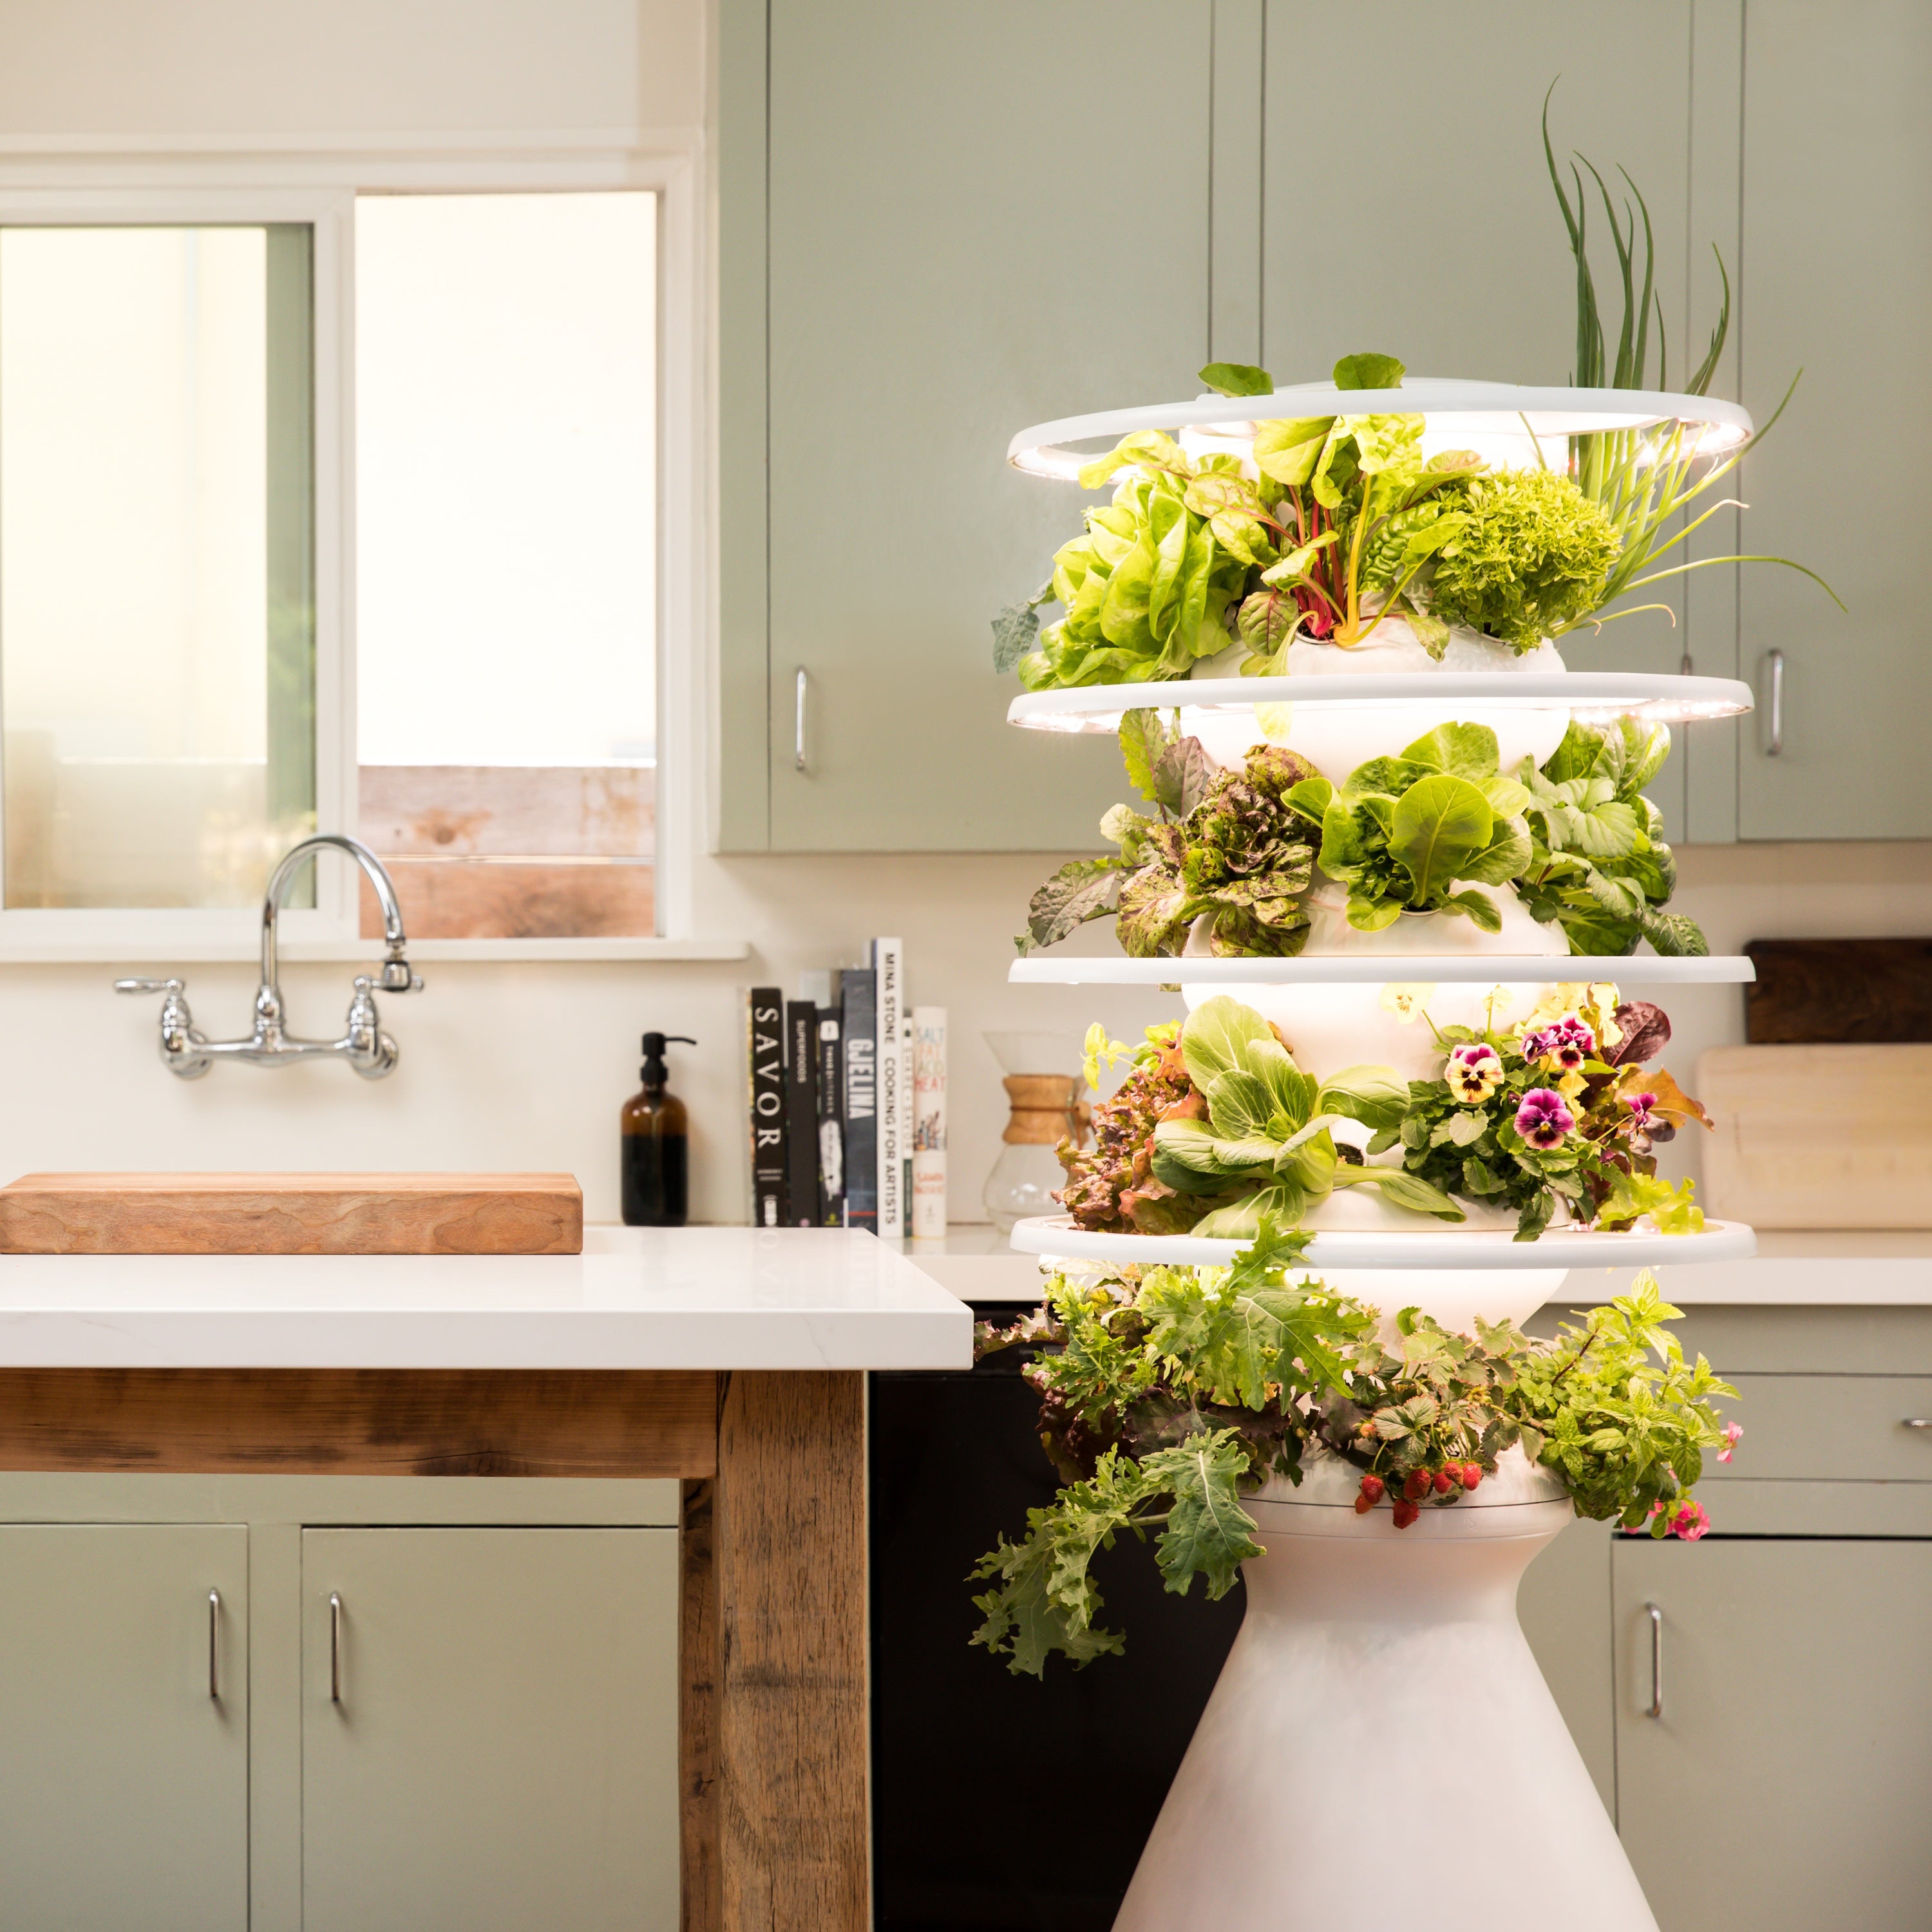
[1114,1450,1657,1932]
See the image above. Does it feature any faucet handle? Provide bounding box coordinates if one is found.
[115,977,186,996]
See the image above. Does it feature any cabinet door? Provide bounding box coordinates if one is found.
[301,1526,679,1932]
[1259,5,1711,837]
[1735,0,1932,837]
[0,1524,247,1932]
[730,0,1213,852]
[1614,1538,1932,1928]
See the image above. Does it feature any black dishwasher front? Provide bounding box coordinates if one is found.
[869,1320,1245,1932]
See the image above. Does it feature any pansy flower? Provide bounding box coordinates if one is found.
[1446,1042,1504,1103]
[1515,1088,1574,1150]
[1522,1014,1595,1072]
[1379,983,1435,1025]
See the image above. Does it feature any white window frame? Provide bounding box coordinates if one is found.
[0,142,727,963]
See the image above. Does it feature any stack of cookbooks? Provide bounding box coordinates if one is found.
[744,938,947,1236]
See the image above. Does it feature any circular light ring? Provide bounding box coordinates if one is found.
[1009,954,1756,987]
[1009,381,1754,480]
[1007,1215,1757,1270]
[1007,671,1754,731]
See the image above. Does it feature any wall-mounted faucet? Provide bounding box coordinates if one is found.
[115,835,426,1079]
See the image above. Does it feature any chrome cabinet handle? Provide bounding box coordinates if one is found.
[795,667,809,772]
[208,1590,221,1701]
[329,1592,343,1705]
[1644,1602,1663,1719]
[1766,648,1785,755]
[1904,1418,1932,1430]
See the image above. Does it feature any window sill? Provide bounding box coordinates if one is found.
[0,936,751,966]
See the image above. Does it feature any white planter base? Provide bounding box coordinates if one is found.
[1115,1459,1658,1932]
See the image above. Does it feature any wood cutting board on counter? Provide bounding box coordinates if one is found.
[1699,1042,1932,1229]
[0,1173,583,1256]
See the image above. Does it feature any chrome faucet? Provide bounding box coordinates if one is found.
[115,835,426,1079]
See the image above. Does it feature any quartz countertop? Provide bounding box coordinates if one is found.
[896,1226,1932,1306]
[0,1226,971,1370]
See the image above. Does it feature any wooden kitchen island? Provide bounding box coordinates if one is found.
[0,1227,969,1932]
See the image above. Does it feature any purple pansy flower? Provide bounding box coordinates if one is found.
[1515,1088,1575,1150]
[1523,1014,1595,1072]
[1446,1042,1504,1103]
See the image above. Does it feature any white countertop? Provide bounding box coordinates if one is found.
[0,1227,972,1371]
[898,1227,1932,1307]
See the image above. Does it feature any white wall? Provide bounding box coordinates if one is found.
[0,3,1917,1226]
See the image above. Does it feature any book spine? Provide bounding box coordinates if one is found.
[873,936,905,1238]
[784,999,820,1226]
[816,1001,845,1226]
[747,985,788,1228]
[911,1005,947,1240]
[841,969,878,1233]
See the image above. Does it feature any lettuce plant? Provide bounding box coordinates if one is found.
[1146,996,1459,1236]
[1511,718,1706,956]
[1282,721,1533,933]
[1018,712,1320,958]
[1425,467,1622,649]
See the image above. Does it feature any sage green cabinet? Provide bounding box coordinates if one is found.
[301,1526,680,1932]
[1734,0,1932,838]
[1256,1,1722,840]
[1613,1539,1932,1929]
[720,0,1214,852]
[0,1524,249,1932]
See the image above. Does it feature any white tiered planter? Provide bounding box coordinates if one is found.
[1114,1452,1658,1932]
[1000,377,1761,1932]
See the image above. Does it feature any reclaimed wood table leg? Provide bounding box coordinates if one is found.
[712,1370,867,1932]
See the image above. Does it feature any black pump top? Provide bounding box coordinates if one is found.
[641,1032,696,1086]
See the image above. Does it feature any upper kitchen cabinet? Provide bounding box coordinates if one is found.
[1734,0,1932,838]
[1256,2,1715,837]
[717,0,1214,851]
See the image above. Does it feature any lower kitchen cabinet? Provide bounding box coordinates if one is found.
[301,1527,680,1932]
[0,1477,681,1930]
[1613,1537,1932,1931]
[0,1523,249,1932]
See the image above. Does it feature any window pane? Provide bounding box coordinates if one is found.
[1,225,316,909]
[354,191,656,939]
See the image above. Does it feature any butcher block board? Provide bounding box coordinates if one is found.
[1698,1046,1932,1229]
[0,1173,583,1256]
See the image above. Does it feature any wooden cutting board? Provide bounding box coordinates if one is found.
[1697,1046,1932,1228]
[0,1173,583,1256]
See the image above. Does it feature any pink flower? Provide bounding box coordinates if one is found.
[1446,1042,1504,1103]
[1514,1088,1575,1150]
[1718,1421,1743,1464]
[1524,1015,1596,1072]
[1669,1500,1710,1541]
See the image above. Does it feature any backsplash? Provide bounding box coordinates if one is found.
[1,842,1927,1225]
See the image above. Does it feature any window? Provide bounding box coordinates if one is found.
[353,192,658,939]
[1,223,316,911]
[0,179,676,954]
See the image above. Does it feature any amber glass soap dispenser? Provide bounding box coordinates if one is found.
[622,1032,695,1226]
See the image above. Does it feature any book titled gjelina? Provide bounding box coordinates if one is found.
[841,968,878,1233]
[746,987,788,1227]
